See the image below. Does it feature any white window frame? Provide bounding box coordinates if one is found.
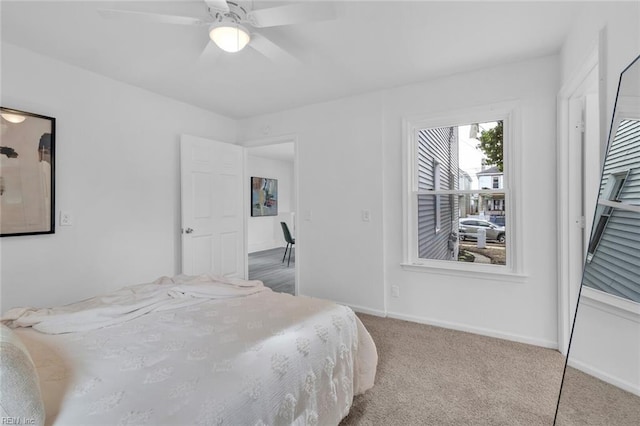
[401,102,525,280]
[434,160,442,233]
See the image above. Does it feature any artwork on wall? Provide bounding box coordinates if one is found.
[251,176,278,217]
[0,107,56,236]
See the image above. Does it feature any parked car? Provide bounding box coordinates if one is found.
[459,218,506,243]
[489,215,506,227]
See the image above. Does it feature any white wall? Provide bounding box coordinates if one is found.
[238,92,386,312]
[247,154,294,253]
[383,56,560,348]
[0,43,236,311]
[559,2,640,394]
[561,1,640,153]
[569,294,640,396]
[238,55,561,345]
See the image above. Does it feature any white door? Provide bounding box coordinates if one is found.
[180,135,245,278]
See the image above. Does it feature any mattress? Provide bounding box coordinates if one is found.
[6,276,377,425]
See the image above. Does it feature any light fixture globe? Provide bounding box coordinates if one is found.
[209,22,250,53]
[1,113,26,124]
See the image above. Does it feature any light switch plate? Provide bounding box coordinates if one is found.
[60,211,73,226]
[391,285,400,298]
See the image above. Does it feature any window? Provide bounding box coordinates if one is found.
[403,104,520,275]
[581,118,640,305]
[587,170,629,261]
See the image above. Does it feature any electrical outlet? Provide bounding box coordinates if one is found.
[391,285,400,298]
[362,209,371,222]
[60,211,73,226]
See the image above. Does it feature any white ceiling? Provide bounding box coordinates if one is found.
[1,1,585,119]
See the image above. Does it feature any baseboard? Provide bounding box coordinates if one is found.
[248,241,283,253]
[327,303,558,349]
[386,311,558,349]
[346,303,386,317]
[568,358,640,397]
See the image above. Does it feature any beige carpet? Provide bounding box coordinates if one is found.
[556,367,640,425]
[342,314,566,425]
[342,314,640,425]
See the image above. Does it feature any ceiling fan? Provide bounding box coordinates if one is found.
[99,0,336,62]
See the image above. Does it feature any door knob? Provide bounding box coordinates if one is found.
[185,228,194,234]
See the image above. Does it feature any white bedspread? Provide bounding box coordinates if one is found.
[2,275,268,334]
[8,277,378,425]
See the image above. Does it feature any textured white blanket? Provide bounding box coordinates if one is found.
[2,275,268,334]
[10,279,378,425]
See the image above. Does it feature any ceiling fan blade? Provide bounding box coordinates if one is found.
[204,0,230,13]
[198,41,223,64]
[98,9,207,26]
[249,33,300,66]
[247,2,336,28]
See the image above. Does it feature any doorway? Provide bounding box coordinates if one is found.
[243,136,298,295]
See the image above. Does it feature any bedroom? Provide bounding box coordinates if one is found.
[1,0,639,424]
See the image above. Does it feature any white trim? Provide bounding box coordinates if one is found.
[239,133,299,149]
[417,189,506,196]
[568,358,640,397]
[386,311,557,349]
[403,101,522,275]
[403,101,519,130]
[597,198,640,213]
[557,42,600,355]
[400,262,527,282]
[346,304,386,318]
[581,287,640,323]
[434,160,442,233]
[401,118,411,273]
[239,133,300,295]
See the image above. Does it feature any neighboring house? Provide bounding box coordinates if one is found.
[584,119,640,303]
[476,166,505,217]
[458,169,473,218]
[417,127,459,260]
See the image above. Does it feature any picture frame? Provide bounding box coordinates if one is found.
[251,176,278,217]
[1,107,56,237]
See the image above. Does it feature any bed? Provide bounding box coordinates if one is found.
[1,275,378,426]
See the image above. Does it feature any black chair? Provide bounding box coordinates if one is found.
[280,222,295,267]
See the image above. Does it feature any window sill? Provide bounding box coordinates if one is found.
[581,287,640,323]
[400,261,528,283]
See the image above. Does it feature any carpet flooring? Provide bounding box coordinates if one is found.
[556,366,640,425]
[341,314,640,425]
[341,314,565,426]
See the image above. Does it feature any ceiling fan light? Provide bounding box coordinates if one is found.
[209,23,250,53]
[1,113,26,124]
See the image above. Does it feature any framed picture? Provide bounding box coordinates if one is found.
[1,107,56,236]
[251,176,278,217]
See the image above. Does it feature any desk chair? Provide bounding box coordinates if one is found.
[280,222,295,267]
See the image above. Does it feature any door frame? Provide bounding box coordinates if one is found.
[557,40,605,355]
[239,133,300,295]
